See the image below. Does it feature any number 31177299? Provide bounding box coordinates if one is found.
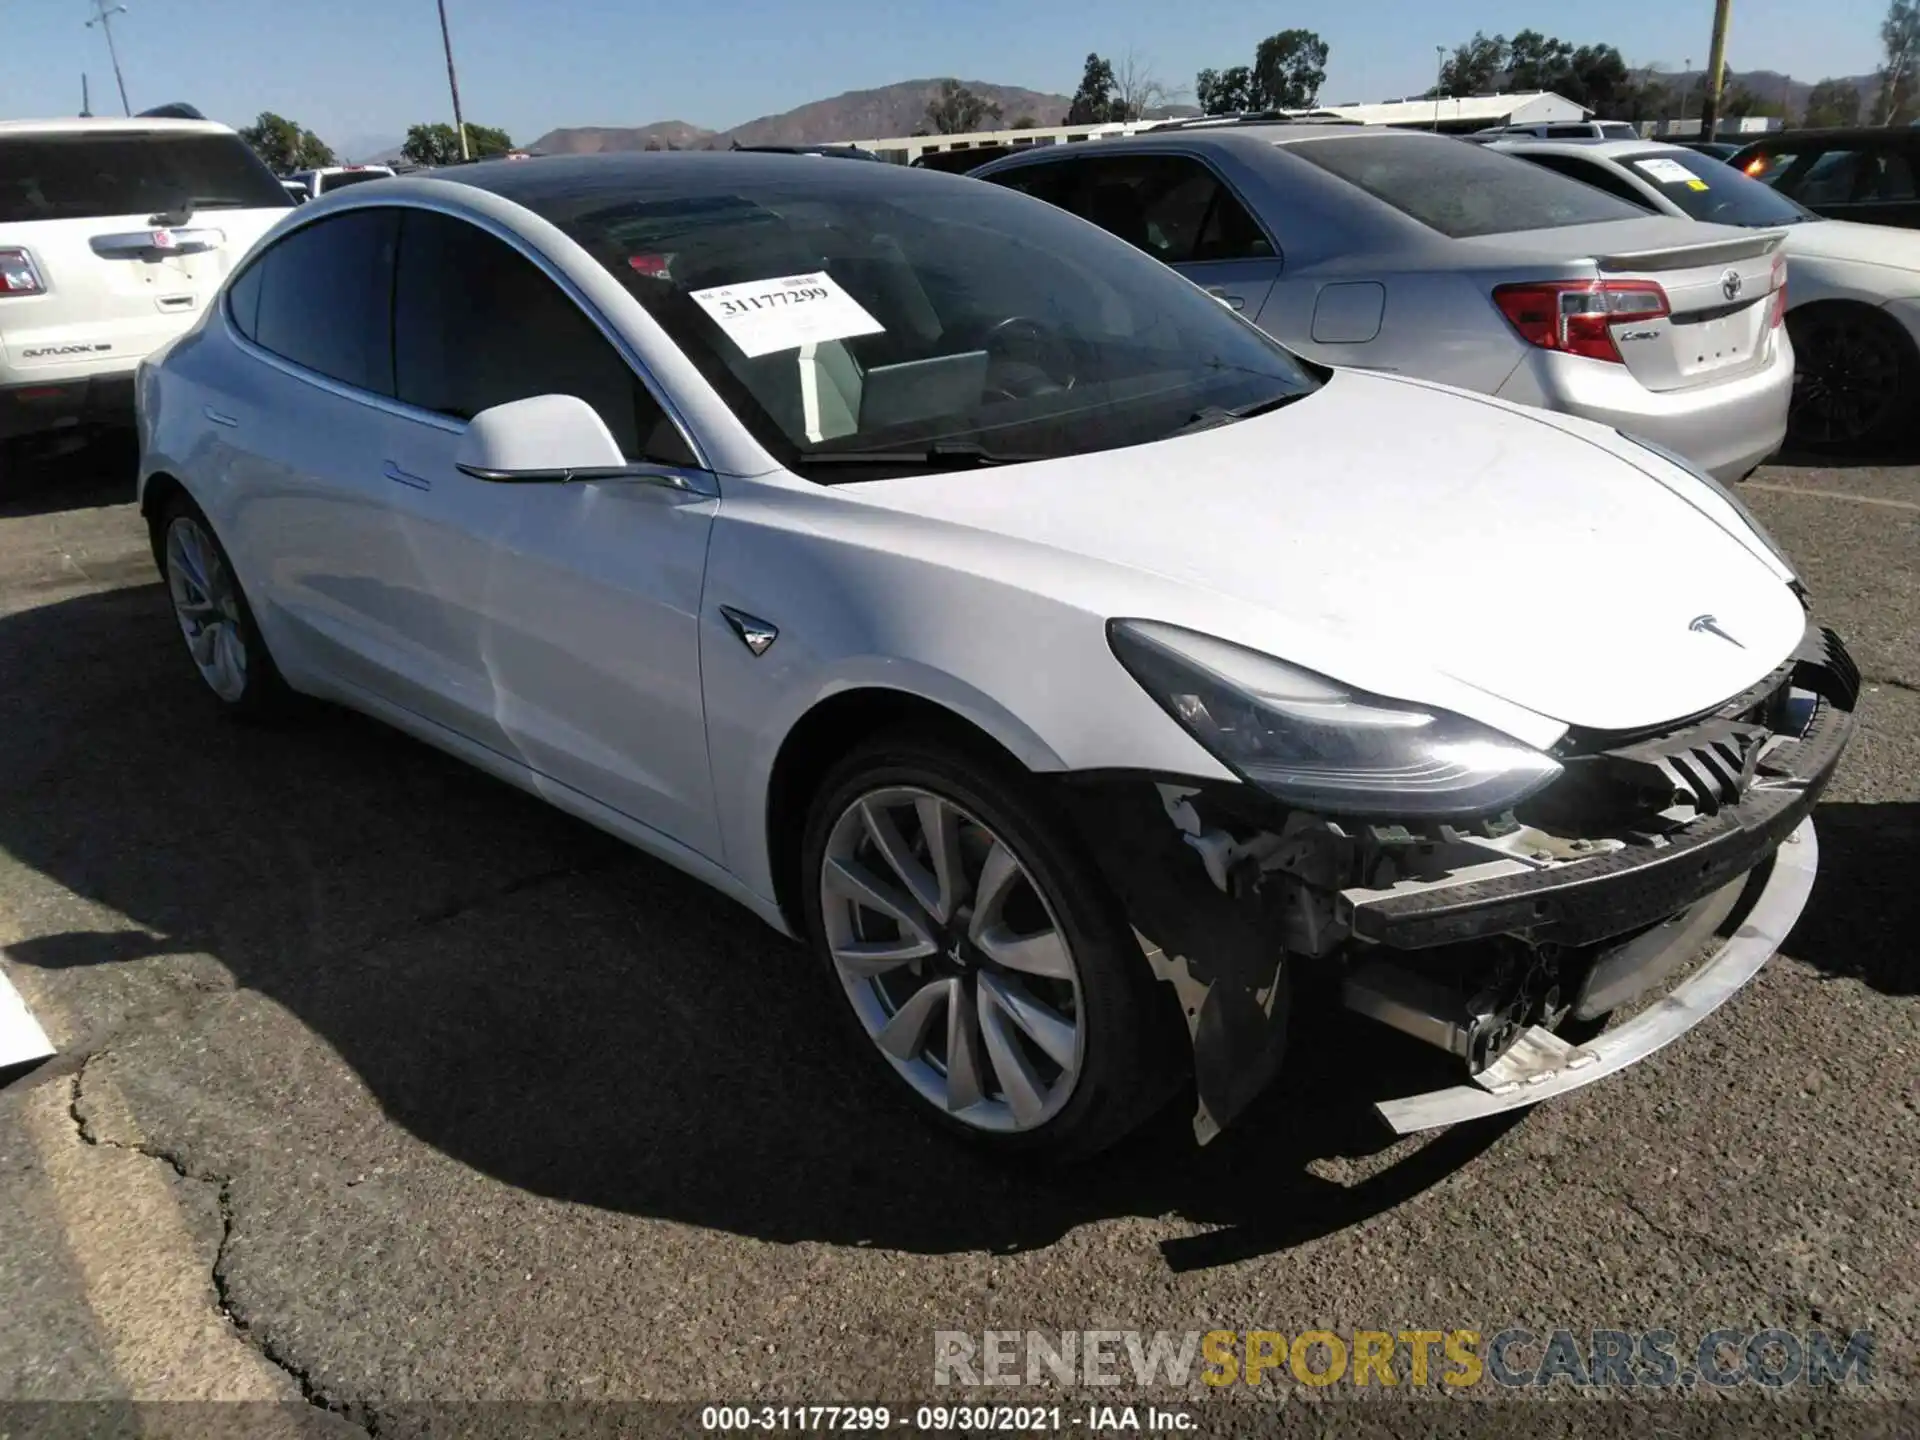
[714,286,830,318]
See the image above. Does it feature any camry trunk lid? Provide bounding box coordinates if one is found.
[1470,218,1785,393]
[847,370,1806,737]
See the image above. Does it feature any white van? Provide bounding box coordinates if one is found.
[0,117,292,453]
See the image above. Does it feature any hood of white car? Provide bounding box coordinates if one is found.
[847,371,1806,736]
[1785,217,1920,273]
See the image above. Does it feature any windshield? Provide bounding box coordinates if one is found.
[1288,132,1645,238]
[1617,150,1813,226]
[0,132,292,222]
[549,174,1320,477]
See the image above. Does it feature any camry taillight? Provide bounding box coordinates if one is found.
[1492,279,1670,364]
[1770,253,1788,328]
[0,248,45,296]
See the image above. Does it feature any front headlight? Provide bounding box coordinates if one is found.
[1619,432,1797,578]
[1108,620,1562,819]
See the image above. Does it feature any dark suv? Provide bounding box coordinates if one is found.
[1729,127,1920,229]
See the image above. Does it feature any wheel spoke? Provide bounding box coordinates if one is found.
[968,841,1021,941]
[824,856,934,944]
[186,624,217,666]
[976,984,1048,1125]
[832,934,936,977]
[914,795,965,924]
[944,982,986,1112]
[979,972,1077,1070]
[975,924,1073,980]
[859,800,943,924]
[875,977,951,1061]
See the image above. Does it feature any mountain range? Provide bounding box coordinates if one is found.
[525,78,1072,154]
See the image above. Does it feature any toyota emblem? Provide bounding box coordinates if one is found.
[1720,269,1743,302]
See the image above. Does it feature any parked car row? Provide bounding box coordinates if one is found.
[129,147,1857,1160]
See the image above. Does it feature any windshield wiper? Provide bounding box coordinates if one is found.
[1169,391,1308,437]
[796,440,1047,470]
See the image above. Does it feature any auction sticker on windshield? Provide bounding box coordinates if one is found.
[1636,157,1708,189]
[689,272,884,358]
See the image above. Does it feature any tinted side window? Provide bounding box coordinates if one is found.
[985,161,1072,206]
[252,209,398,394]
[1521,153,1657,209]
[1052,155,1274,264]
[392,210,693,465]
[225,259,263,341]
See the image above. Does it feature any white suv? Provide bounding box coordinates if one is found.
[1,118,291,453]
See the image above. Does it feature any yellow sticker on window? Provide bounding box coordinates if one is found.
[1686,178,1710,191]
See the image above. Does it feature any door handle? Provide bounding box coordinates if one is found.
[383,460,431,492]
[1207,288,1246,311]
[202,405,239,427]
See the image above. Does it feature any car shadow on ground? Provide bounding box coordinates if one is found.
[2,578,1794,1270]
[1786,799,1919,998]
[0,433,137,520]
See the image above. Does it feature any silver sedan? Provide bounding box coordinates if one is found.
[972,122,1794,482]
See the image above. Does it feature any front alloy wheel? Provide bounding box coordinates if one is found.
[800,732,1179,1160]
[821,786,1085,1132]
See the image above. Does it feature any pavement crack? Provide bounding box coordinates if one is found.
[67,1055,377,1436]
[1861,673,1920,695]
[358,855,624,953]
[1615,1189,1796,1314]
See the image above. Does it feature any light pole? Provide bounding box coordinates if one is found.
[436,0,470,161]
[1433,45,1446,131]
[1680,58,1692,129]
[85,0,131,117]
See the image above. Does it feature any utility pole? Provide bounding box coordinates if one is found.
[1699,0,1733,143]
[85,0,132,117]
[1433,46,1446,131]
[436,0,470,161]
[81,74,93,118]
[1680,58,1692,129]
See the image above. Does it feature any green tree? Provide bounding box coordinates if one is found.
[1881,0,1920,123]
[1802,78,1864,127]
[401,122,513,166]
[1008,113,1039,129]
[924,79,1002,135]
[1194,65,1256,115]
[1067,53,1120,124]
[1435,32,1507,96]
[1250,29,1329,109]
[237,112,335,173]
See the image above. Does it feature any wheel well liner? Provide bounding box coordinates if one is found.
[138,471,187,562]
[763,687,1029,935]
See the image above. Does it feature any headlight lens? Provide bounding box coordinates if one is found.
[1619,431,1797,577]
[1107,620,1562,819]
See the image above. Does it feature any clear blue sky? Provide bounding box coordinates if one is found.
[2,0,1893,158]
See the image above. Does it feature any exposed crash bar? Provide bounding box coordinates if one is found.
[1373,817,1818,1136]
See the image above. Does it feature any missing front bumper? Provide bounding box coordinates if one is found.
[1372,816,1818,1134]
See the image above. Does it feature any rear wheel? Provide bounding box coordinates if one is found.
[154,492,294,720]
[799,730,1178,1161]
[1786,303,1919,452]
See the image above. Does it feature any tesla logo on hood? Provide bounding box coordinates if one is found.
[1689,613,1744,648]
[1720,269,1744,302]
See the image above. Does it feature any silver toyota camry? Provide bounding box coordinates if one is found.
[972,122,1793,483]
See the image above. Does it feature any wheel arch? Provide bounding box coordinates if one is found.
[138,470,190,564]
[763,686,1042,938]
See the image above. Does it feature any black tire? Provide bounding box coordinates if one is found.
[151,490,297,722]
[1786,303,1920,452]
[799,727,1181,1162]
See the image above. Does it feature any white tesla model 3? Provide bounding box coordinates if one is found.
[136,154,1859,1159]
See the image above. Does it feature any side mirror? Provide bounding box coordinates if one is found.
[454,393,684,486]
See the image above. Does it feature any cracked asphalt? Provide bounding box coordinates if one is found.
[0,439,1916,1439]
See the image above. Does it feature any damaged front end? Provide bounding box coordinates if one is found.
[1063,622,1859,1142]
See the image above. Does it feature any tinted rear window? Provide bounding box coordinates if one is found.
[0,132,292,223]
[1289,133,1643,238]
[316,170,392,193]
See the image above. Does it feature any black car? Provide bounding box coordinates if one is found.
[1729,127,1920,228]
[1671,139,1742,161]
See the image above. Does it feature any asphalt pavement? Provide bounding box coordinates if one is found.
[0,439,1915,1438]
